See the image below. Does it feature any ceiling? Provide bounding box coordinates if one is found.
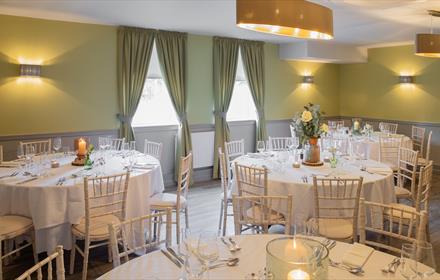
[0,0,440,47]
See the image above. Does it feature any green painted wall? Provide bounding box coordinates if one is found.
[339,45,440,123]
[0,15,118,136]
[0,14,340,135]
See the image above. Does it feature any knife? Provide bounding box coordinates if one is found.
[167,247,184,264]
[161,249,182,268]
[16,177,38,185]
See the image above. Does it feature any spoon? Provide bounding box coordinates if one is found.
[209,258,239,269]
[329,259,364,275]
[229,237,241,251]
[221,237,238,252]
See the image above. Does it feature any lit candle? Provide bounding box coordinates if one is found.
[78,138,87,156]
[287,269,310,280]
[354,121,360,131]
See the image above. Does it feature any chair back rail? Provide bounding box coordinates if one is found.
[144,139,163,161]
[16,246,65,280]
[268,137,294,151]
[379,122,398,134]
[20,139,52,155]
[234,163,268,197]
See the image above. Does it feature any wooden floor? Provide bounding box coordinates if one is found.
[3,176,440,279]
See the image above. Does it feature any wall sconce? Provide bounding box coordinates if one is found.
[399,75,414,84]
[302,75,314,84]
[20,64,41,77]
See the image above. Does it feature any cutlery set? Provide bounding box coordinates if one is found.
[381,258,400,274]
[0,170,19,179]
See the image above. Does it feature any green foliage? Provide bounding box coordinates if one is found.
[291,103,327,144]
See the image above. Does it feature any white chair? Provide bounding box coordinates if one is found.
[0,215,37,280]
[108,209,172,268]
[268,136,294,151]
[218,148,233,236]
[327,120,345,128]
[379,122,398,134]
[235,163,268,196]
[110,138,125,151]
[224,139,245,178]
[144,139,163,161]
[151,153,192,244]
[411,126,426,156]
[16,246,65,280]
[359,199,427,255]
[232,195,292,235]
[379,135,403,171]
[311,176,363,242]
[418,131,432,167]
[69,172,130,280]
[0,145,3,163]
[394,147,419,202]
[20,139,51,155]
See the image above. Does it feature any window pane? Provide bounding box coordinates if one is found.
[227,80,258,122]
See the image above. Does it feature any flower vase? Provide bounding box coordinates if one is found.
[304,138,321,164]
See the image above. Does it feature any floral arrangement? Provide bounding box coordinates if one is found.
[292,103,328,145]
[85,144,95,169]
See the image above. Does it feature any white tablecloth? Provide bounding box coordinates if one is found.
[98,234,439,279]
[0,152,164,253]
[232,153,396,225]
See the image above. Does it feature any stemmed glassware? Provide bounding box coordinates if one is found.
[16,145,26,172]
[197,231,219,276]
[256,141,265,153]
[53,137,62,154]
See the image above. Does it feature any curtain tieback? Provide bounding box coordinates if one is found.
[256,108,265,117]
[117,114,132,123]
[214,111,227,119]
[178,113,187,122]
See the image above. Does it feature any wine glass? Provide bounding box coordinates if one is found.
[17,145,25,160]
[53,137,62,154]
[197,231,219,270]
[411,241,436,279]
[401,243,417,280]
[256,141,265,153]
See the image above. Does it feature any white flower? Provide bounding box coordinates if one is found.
[301,110,313,122]
[321,123,329,133]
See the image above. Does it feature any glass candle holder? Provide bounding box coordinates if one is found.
[266,237,329,280]
[352,118,362,135]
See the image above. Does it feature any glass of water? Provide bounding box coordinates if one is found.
[401,243,417,280]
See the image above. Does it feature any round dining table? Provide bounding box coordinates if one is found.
[98,234,439,279]
[232,152,396,227]
[0,151,164,254]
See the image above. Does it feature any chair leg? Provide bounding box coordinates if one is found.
[222,202,228,236]
[31,231,38,264]
[218,200,224,235]
[69,236,76,275]
[176,210,181,245]
[0,239,3,280]
[184,207,189,229]
[81,238,90,280]
[107,243,112,263]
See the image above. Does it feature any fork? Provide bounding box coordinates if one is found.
[56,177,66,186]
[0,171,19,179]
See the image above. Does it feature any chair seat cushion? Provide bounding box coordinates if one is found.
[72,214,120,239]
[317,218,353,240]
[384,203,417,220]
[0,215,33,239]
[245,206,284,224]
[150,193,187,209]
[394,186,412,198]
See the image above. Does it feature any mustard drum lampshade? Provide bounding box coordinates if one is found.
[415,10,440,57]
[236,0,333,40]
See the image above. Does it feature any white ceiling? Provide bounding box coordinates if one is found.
[0,0,440,47]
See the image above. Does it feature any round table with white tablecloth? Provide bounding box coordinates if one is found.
[0,151,164,253]
[231,152,396,226]
[97,234,439,279]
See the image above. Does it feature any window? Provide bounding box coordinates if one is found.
[132,43,179,127]
[226,51,258,122]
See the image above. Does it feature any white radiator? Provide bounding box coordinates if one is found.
[190,131,215,168]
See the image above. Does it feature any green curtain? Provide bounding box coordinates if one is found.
[155,30,192,180]
[212,37,240,179]
[117,26,156,141]
[240,40,268,143]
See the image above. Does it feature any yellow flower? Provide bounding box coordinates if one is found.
[321,123,329,133]
[301,110,313,122]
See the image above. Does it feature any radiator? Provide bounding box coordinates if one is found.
[190,131,215,168]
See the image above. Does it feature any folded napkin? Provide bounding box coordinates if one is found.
[366,167,391,175]
[342,243,374,268]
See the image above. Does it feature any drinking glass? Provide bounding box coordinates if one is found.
[401,243,417,280]
[411,241,436,279]
[53,137,62,154]
[257,141,265,153]
[181,229,200,254]
[182,251,205,280]
[197,231,219,269]
[16,145,25,160]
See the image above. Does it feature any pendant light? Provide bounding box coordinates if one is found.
[236,0,333,40]
[415,10,440,57]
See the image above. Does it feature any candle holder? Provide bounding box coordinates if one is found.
[266,237,328,280]
[72,137,88,166]
[72,154,86,166]
[352,118,362,136]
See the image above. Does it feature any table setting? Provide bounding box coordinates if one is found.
[0,137,165,254]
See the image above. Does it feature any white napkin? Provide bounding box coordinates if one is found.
[366,167,391,175]
[342,243,374,267]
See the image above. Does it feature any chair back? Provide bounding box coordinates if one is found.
[379,135,403,169]
[359,199,427,255]
[411,126,426,156]
[0,145,2,163]
[232,195,292,235]
[218,148,230,202]
[235,163,268,196]
[224,139,245,177]
[268,137,294,151]
[20,139,51,155]
[396,147,419,200]
[108,209,172,267]
[16,245,65,280]
[328,120,345,129]
[83,172,130,236]
[313,176,363,240]
[379,122,398,134]
[111,138,125,151]
[144,139,163,161]
[424,131,433,161]
[415,161,433,212]
[177,153,192,209]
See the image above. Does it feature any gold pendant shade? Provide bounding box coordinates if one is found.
[415,10,440,57]
[236,0,333,40]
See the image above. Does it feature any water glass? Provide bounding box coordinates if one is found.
[182,251,206,280]
[53,137,62,154]
[197,231,219,267]
[401,243,417,280]
[411,241,436,279]
[257,141,265,153]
